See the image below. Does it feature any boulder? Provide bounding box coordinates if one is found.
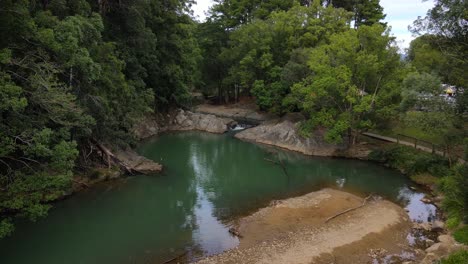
[420,253,438,264]
[431,220,445,232]
[425,243,442,253]
[412,222,432,231]
[235,118,347,157]
[114,149,162,174]
[170,110,235,134]
[438,235,454,244]
[424,239,435,247]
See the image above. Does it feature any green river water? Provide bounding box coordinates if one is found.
[0,131,436,264]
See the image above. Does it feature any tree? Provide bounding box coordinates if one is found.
[223,3,352,109]
[410,0,468,89]
[330,0,386,28]
[400,72,465,166]
[0,0,200,238]
[290,24,402,144]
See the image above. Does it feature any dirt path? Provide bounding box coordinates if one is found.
[195,189,413,264]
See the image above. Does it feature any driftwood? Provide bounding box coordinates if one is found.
[91,138,134,174]
[325,194,373,223]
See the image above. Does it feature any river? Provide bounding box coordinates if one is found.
[0,131,436,264]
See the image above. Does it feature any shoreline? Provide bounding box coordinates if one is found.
[196,189,414,264]
[50,107,459,263]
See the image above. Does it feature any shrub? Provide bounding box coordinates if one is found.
[453,226,468,245]
[410,173,439,186]
[439,164,468,226]
[368,145,449,177]
[440,250,468,264]
[446,215,462,230]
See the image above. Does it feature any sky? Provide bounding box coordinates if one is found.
[192,0,435,50]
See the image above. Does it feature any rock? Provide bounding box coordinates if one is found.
[195,104,274,123]
[425,243,442,253]
[114,149,163,174]
[413,222,432,231]
[235,118,348,157]
[433,196,444,203]
[438,235,453,244]
[424,239,435,247]
[368,248,388,258]
[420,197,433,204]
[431,220,445,232]
[420,253,438,264]
[170,110,234,134]
[133,115,160,139]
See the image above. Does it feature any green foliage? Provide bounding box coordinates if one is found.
[0,0,199,238]
[0,219,14,238]
[400,72,442,111]
[440,250,468,264]
[453,226,468,245]
[446,215,462,230]
[292,24,403,143]
[410,173,439,186]
[368,145,450,176]
[439,164,468,227]
[410,0,467,89]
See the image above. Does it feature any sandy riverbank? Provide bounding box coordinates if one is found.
[196,188,413,264]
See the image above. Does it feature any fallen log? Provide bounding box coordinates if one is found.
[325,194,373,223]
[91,138,134,174]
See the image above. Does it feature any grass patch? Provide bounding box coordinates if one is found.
[374,114,444,145]
[440,250,468,264]
[446,215,462,230]
[410,173,439,186]
[453,226,468,245]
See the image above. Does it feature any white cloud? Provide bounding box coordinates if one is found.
[193,0,214,21]
[381,0,435,49]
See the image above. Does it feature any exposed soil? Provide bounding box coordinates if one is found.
[195,188,414,264]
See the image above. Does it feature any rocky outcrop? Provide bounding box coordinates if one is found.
[133,115,161,140]
[166,109,235,134]
[419,234,468,264]
[235,118,348,157]
[114,149,162,174]
[195,104,274,123]
[133,110,235,140]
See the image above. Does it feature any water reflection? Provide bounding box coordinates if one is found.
[398,187,437,222]
[0,131,436,264]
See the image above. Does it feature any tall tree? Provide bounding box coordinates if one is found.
[290,24,403,144]
[329,0,386,28]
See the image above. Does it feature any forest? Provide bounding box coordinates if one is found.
[0,0,466,258]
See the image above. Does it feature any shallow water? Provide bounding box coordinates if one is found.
[0,131,435,264]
